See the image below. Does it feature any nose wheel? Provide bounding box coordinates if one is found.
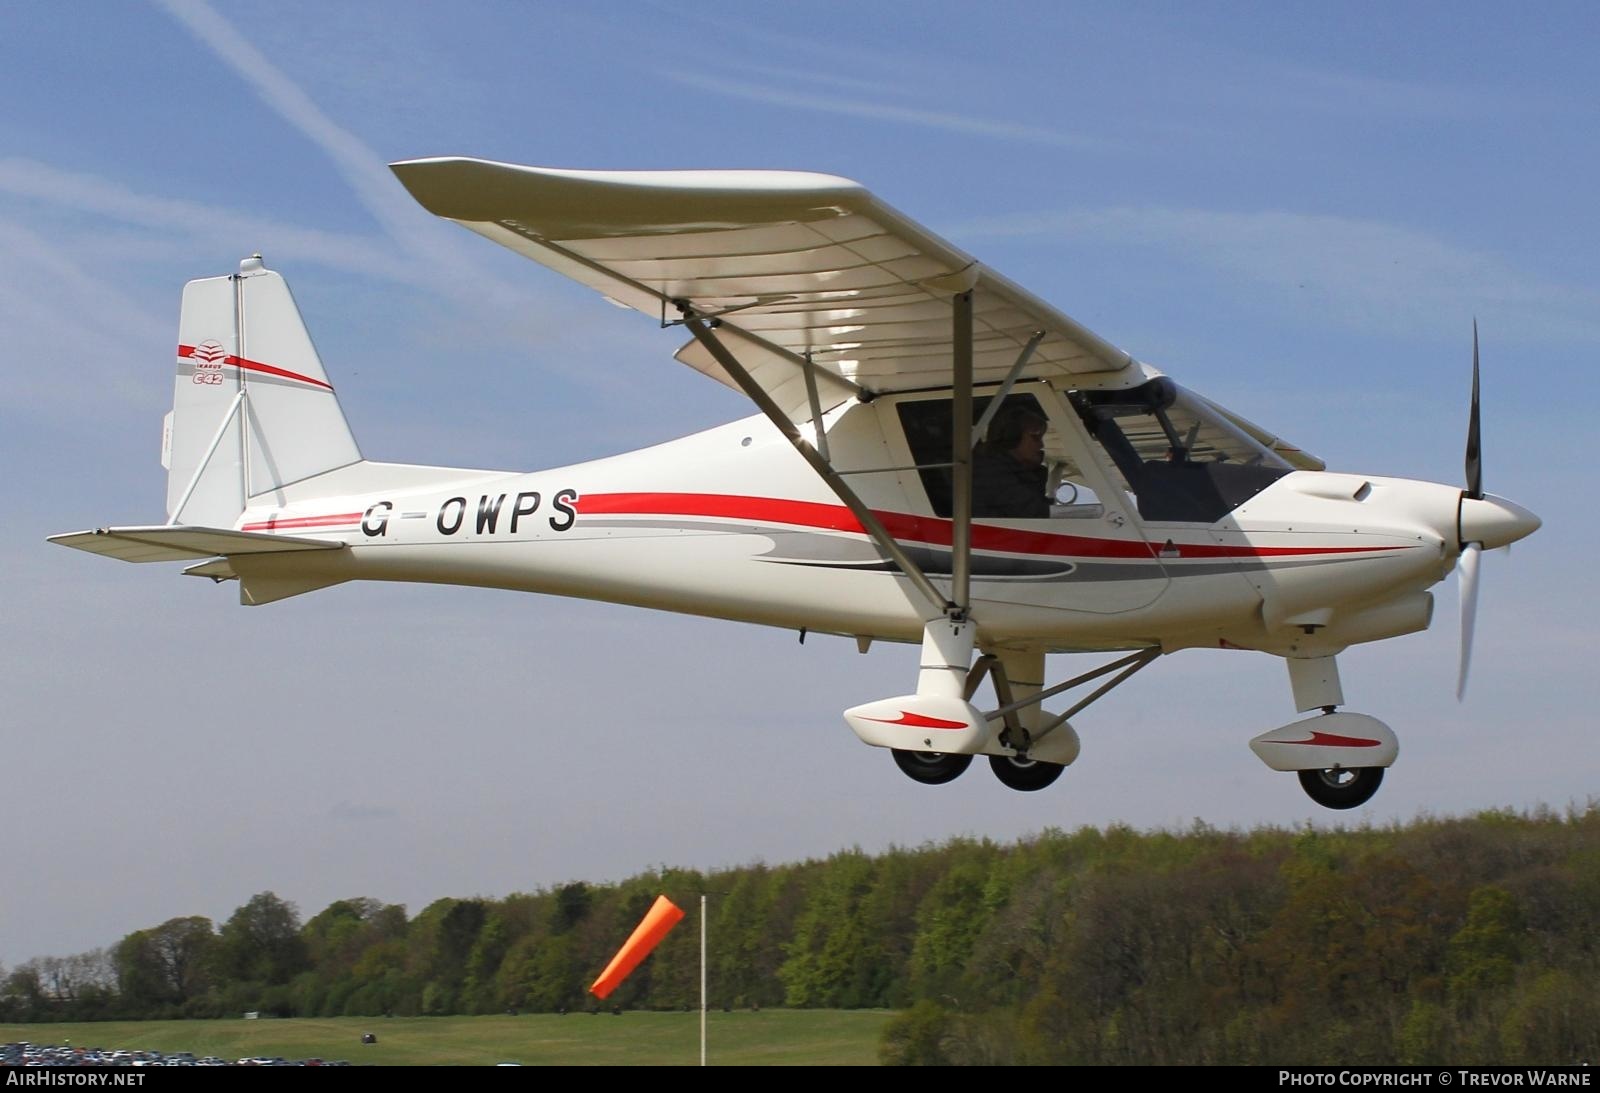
[1297,767,1383,810]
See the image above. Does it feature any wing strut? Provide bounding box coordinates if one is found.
[949,290,974,619]
[679,310,955,616]
[972,330,1046,448]
[984,647,1161,745]
[801,351,830,464]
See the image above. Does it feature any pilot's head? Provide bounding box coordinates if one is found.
[989,405,1047,467]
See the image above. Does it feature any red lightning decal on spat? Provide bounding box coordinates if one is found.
[1283,730,1382,748]
[860,711,969,730]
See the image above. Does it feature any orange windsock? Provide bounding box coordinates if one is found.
[589,895,686,999]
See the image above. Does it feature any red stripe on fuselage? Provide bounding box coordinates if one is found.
[240,513,362,532]
[575,492,1405,561]
[178,344,333,391]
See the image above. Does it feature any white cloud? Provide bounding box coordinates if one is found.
[707,59,909,99]
[329,801,397,822]
[661,69,1108,150]
[153,0,525,312]
[0,158,402,278]
[0,217,170,416]
[1255,58,1525,121]
[952,206,1600,344]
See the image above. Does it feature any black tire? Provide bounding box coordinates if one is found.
[892,749,972,785]
[988,753,1065,792]
[1297,766,1384,810]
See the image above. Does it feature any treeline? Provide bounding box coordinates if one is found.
[5,806,1599,1064]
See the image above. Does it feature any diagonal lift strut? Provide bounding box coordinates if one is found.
[679,310,955,615]
[967,648,1163,751]
[679,291,1019,631]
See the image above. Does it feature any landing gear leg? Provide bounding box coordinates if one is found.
[986,648,1066,791]
[878,617,983,786]
[1254,655,1396,810]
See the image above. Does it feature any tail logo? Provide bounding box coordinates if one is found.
[192,340,225,385]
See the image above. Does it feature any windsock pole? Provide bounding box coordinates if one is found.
[700,893,707,1067]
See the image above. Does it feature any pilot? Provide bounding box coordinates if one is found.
[972,406,1050,518]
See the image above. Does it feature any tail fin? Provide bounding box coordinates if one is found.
[164,256,361,526]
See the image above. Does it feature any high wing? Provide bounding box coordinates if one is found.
[391,158,1136,410]
[389,156,1321,472]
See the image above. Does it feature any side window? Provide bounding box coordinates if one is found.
[897,396,973,518]
[898,393,1078,519]
[1046,464,1106,519]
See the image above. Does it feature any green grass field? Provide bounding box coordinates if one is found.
[0,1010,890,1066]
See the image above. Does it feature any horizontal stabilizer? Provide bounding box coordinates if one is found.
[48,525,346,564]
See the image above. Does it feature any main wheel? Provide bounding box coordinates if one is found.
[989,753,1065,792]
[892,749,972,785]
[1297,766,1384,810]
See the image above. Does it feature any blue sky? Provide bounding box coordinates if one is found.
[2,1,1594,966]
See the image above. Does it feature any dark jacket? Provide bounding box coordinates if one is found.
[971,447,1049,518]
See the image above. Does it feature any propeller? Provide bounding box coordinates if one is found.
[1450,323,1541,697]
[1457,321,1483,699]
[1465,321,1482,501]
[1456,542,1481,700]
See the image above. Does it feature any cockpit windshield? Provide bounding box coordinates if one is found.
[895,380,1291,525]
[1070,378,1291,523]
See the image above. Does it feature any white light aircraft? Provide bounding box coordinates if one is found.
[52,158,1541,809]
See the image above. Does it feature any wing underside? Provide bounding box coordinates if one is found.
[391,157,1139,418]
[390,155,1321,468]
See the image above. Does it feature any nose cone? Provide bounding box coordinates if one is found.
[1458,493,1541,550]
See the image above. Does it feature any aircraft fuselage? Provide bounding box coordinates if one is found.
[227,397,1485,664]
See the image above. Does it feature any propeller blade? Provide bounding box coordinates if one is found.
[1457,541,1482,700]
[1465,321,1483,500]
